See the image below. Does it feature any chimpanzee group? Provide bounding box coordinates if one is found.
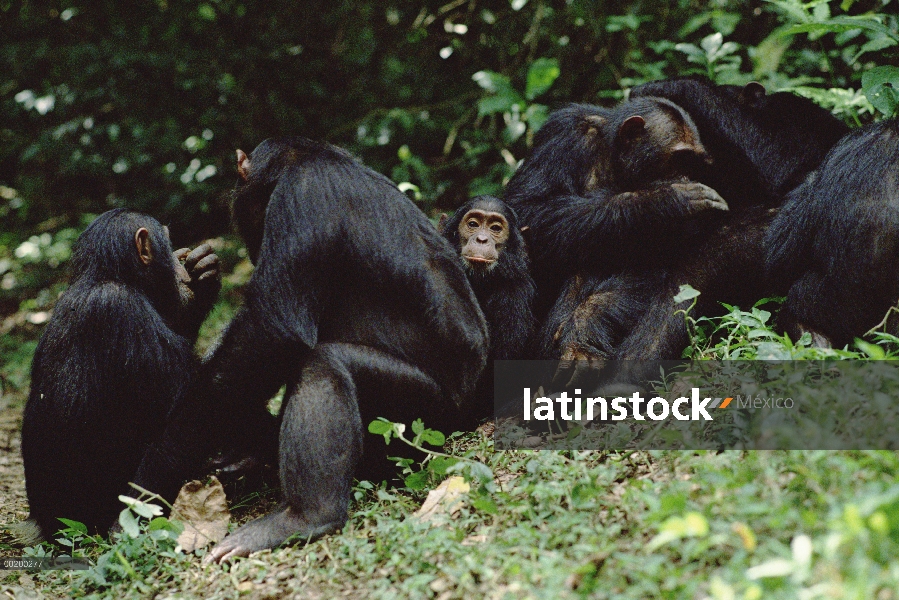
[19,76,898,560]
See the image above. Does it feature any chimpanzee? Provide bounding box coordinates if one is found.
[133,138,488,562]
[630,77,850,209]
[505,97,728,369]
[597,78,852,368]
[765,117,899,348]
[439,196,536,361]
[438,195,537,417]
[19,209,220,540]
[504,98,728,313]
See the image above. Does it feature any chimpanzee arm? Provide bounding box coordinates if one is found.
[530,182,727,272]
[483,279,538,361]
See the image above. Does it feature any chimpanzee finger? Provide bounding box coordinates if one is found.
[191,253,219,274]
[184,243,214,270]
[173,248,190,261]
[693,198,729,212]
[197,269,220,281]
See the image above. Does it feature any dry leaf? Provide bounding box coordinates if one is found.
[414,476,469,522]
[171,476,231,552]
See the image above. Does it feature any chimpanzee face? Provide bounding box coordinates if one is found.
[457,209,510,272]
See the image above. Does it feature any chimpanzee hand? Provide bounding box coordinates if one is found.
[671,182,729,213]
[174,243,221,310]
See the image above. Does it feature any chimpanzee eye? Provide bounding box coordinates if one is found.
[467,221,479,228]
[490,224,503,232]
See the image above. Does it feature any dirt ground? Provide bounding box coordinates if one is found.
[0,393,47,599]
[0,399,28,546]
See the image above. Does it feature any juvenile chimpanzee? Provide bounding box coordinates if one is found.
[766,117,899,348]
[135,138,488,562]
[20,209,220,540]
[504,98,727,313]
[630,77,850,208]
[439,196,537,417]
[439,196,536,362]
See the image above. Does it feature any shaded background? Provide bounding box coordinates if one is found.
[0,0,897,400]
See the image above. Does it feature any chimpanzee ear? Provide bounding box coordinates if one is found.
[236,149,251,181]
[135,228,153,266]
[519,225,532,253]
[740,82,766,107]
[437,213,449,234]
[618,115,646,142]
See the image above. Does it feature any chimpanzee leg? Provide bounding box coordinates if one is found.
[207,342,442,562]
[779,272,846,348]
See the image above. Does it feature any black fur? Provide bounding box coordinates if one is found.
[505,100,725,311]
[162,137,488,561]
[585,78,852,378]
[21,209,215,539]
[630,76,850,208]
[440,196,537,419]
[440,196,537,361]
[505,98,728,368]
[766,117,899,347]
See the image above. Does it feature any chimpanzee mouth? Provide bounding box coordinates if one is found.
[465,256,497,265]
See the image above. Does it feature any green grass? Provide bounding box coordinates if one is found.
[22,446,899,599]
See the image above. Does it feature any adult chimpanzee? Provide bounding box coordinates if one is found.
[512,81,847,387]
[135,138,488,562]
[766,117,899,348]
[596,78,852,370]
[505,97,728,369]
[630,77,850,209]
[504,98,728,315]
[439,196,537,418]
[20,209,220,540]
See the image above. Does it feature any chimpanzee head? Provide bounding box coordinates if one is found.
[439,195,528,282]
[232,137,355,263]
[504,104,614,201]
[607,96,712,189]
[71,208,186,316]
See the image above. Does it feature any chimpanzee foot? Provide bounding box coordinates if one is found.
[204,506,342,563]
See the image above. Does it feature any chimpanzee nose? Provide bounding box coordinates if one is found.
[476,234,489,243]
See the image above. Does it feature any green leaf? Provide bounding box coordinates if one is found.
[57,518,88,535]
[471,497,499,514]
[747,329,775,339]
[855,338,886,359]
[197,4,216,20]
[118,496,163,519]
[404,471,429,490]
[673,285,701,303]
[472,70,515,95]
[411,419,424,436]
[148,517,183,535]
[118,509,141,538]
[782,17,899,43]
[862,66,899,118]
[525,58,560,100]
[420,429,446,447]
[428,456,459,476]
[465,461,494,484]
[477,95,519,118]
[368,419,393,435]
